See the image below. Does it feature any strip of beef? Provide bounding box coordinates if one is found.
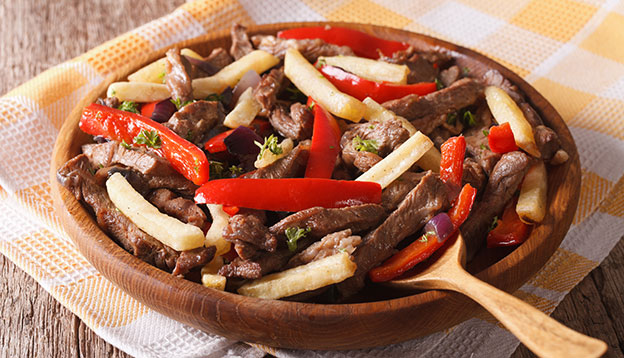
[337,171,451,298]
[340,119,409,170]
[482,69,523,103]
[519,102,544,127]
[82,141,176,177]
[250,140,310,179]
[269,204,387,239]
[381,48,452,84]
[218,243,308,279]
[251,35,354,62]
[254,67,285,116]
[230,24,254,60]
[148,188,207,229]
[286,229,362,268]
[165,100,224,144]
[96,96,120,108]
[464,105,501,175]
[460,151,531,259]
[165,48,194,103]
[352,151,382,172]
[462,158,487,194]
[268,102,313,140]
[95,165,197,198]
[382,78,484,121]
[223,214,277,252]
[57,155,214,276]
[204,47,234,70]
[440,65,461,87]
[519,103,567,164]
[381,171,426,211]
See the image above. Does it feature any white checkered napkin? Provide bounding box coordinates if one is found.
[1,0,623,357]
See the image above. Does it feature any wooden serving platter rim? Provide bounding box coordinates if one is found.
[49,21,581,350]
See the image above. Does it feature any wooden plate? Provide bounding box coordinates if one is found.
[50,22,580,350]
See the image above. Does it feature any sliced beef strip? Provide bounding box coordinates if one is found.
[250,140,310,179]
[440,65,461,87]
[269,204,387,240]
[230,24,254,60]
[337,171,451,298]
[462,158,487,194]
[519,102,544,128]
[57,155,214,276]
[382,78,484,121]
[268,102,313,141]
[165,48,194,103]
[218,242,304,279]
[96,96,120,108]
[251,35,354,62]
[352,151,382,173]
[460,151,532,259]
[534,125,562,162]
[82,141,176,177]
[148,188,207,229]
[165,100,224,144]
[410,114,448,135]
[254,67,285,116]
[204,47,234,70]
[381,171,426,211]
[223,214,278,252]
[464,104,500,175]
[286,229,362,268]
[381,48,452,84]
[340,119,409,168]
[482,69,523,103]
[96,165,197,198]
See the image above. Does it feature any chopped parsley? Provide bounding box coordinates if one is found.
[489,216,499,232]
[315,58,327,68]
[158,71,166,83]
[205,93,223,102]
[482,129,490,137]
[118,101,139,114]
[480,144,487,150]
[133,129,162,149]
[462,110,476,127]
[255,134,283,160]
[446,112,458,125]
[209,161,225,179]
[435,78,444,90]
[308,101,315,111]
[186,130,194,141]
[285,226,311,252]
[352,135,378,155]
[120,140,132,149]
[170,97,194,110]
[463,67,470,74]
[229,165,243,176]
[419,230,436,242]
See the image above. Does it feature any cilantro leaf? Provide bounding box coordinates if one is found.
[352,135,378,155]
[285,227,311,252]
[118,101,139,114]
[133,129,162,149]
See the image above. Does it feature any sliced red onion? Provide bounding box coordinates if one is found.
[150,99,177,123]
[232,70,261,104]
[183,55,219,76]
[224,126,262,156]
[424,212,454,243]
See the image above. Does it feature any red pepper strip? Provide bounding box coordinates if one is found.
[194,178,381,212]
[80,103,210,185]
[140,100,158,118]
[439,136,466,188]
[487,201,530,248]
[222,205,240,216]
[319,65,437,103]
[278,26,410,59]
[369,183,476,282]
[204,129,235,153]
[488,122,519,154]
[305,99,342,178]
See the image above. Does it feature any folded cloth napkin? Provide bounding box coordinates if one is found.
[1,0,623,357]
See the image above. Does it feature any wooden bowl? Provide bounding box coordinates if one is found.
[50,22,581,350]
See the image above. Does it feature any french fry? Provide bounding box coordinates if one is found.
[127,48,203,84]
[485,86,541,157]
[223,87,262,128]
[362,97,440,172]
[356,131,433,188]
[516,161,547,224]
[106,173,204,251]
[201,256,227,291]
[254,138,293,168]
[204,204,232,257]
[107,82,171,103]
[284,48,366,122]
[237,252,356,299]
[193,50,279,97]
[320,56,409,84]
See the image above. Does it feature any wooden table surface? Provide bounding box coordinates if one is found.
[1,1,622,357]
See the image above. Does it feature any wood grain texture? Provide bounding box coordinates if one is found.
[0,0,622,357]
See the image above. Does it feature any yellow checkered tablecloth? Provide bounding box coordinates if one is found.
[1,0,623,357]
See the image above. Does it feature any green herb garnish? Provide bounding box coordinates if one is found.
[158,71,166,84]
[462,110,476,127]
[480,144,487,150]
[463,67,470,74]
[229,165,243,176]
[205,93,223,102]
[446,112,458,125]
[489,216,499,232]
[118,101,139,114]
[315,58,327,68]
[285,86,307,102]
[170,97,194,110]
[133,129,162,149]
[483,129,490,137]
[285,227,311,252]
[120,140,132,149]
[352,135,378,155]
[255,134,283,160]
[209,160,225,179]
[435,78,444,90]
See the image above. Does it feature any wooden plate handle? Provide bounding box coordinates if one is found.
[440,267,607,358]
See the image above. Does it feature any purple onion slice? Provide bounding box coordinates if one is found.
[224,126,263,156]
[232,70,261,104]
[424,212,454,243]
[148,99,177,123]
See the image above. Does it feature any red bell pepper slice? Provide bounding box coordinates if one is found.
[204,129,235,153]
[140,100,158,118]
[369,183,477,282]
[487,201,530,248]
[319,65,437,103]
[488,122,518,154]
[278,26,410,59]
[80,103,210,185]
[194,178,381,212]
[440,136,466,188]
[222,205,240,216]
[305,99,342,178]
